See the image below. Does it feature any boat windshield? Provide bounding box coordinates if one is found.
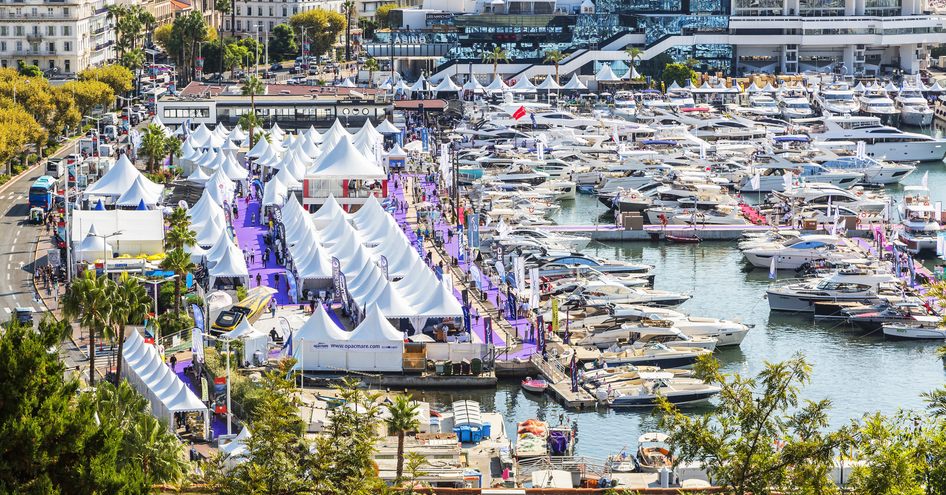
[816,281,871,291]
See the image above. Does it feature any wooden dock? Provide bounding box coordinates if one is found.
[530,354,598,410]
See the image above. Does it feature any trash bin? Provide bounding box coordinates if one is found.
[444,360,453,376]
[435,362,445,375]
[471,358,482,376]
[482,422,491,438]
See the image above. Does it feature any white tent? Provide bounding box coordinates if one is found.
[595,64,620,82]
[462,77,485,93]
[194,212,226,248]
[187,165,211,185]
[344,305,404,372]
[262,173,288,207]
[223,318,269,366]
[84,154,164,201]
[218,427,251,471]
[291,305,351,371]
[306,126,323,144]
[311,194,347,229]
[433,76,462,94]
[485,77,509,93]
[511,77,537,93]
[228,126,247,143]
[376,119,401,134]
[122,329,208,434]
[536,75,561,91]
[152,116,172,136]
[220,152,249,180]
[75,224,113,262]
[116,175,162,208]
[209,238,250,287]
[307,136,384,178]
[410,76,429,92]
[247,135,271,158]
[339,77,356,88]
[562,74,587,90]
[190,124,212,147]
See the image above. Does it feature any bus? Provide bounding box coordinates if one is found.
[28,175,57,211]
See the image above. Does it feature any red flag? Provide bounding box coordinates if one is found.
[214,376,227,385]
[512,106,526,120]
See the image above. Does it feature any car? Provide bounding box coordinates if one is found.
[262,70,275,79]
[357,56,366,64]
[270,63,282,71]
[289,66,301,75]
[308,67,319,75]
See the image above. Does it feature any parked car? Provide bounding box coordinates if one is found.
[270,63,282,71]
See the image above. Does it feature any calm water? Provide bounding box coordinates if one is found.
[414,124,946,460]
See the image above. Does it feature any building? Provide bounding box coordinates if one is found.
[226,0,343,34]
[365,0,946,80]
[358,0,421,20]
[142,0,218,27]
[0,0,115,75]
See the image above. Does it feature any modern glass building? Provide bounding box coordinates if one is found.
[367,0,946,80]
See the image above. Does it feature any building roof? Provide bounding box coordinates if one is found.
[392,99,448,110]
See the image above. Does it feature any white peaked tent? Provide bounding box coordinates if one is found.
[394,80,411,92]
[415,279,464,320]
[84,154,164,201]
[152,116,172,136]
[222,318,269,365]
[536,75,561,91]
[356,119,384,144]
[668,80,682,90]
[222,139,240,154]
[247,134,271,158]
[853,81,866,92]
[339,77,356,88]
[929,80,946,92]
[190,124,212,146]
[275,162,301,188]
[595,64,620,82]
[433,76,462,94]
[311,194,346,229]
[562,74,587,90]
[378,80,393,91]
[463,77,485,93]
[410,76,429,92]
[308,136,384,179]
[511,77,537,93]
[194,211,226,248]
[122,329,208,435]
[298,135,321,159]
[262,173,288,207]
[220,152,249,180]
[219,427,251,471]
[629,66,641,79]
[209,240,250,287]
[228,126,247,143]
[270,123,286,141]
[376,119,401,134]
[187,166,211,186]
[485,77,509,93]
[189,189,226,223]
[116,175,162,208]
[204,229,234,265]
[345,305,404,372]
[762,82,777,92]
[195,149,218,170]
[306,126,323,144]
[214,124,229,138]
[320,119,352,150]
[76,224,113,262]
[180,140,199,163]
[291,305,351,371]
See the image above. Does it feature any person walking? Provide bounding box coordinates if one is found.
[256,272,262,287]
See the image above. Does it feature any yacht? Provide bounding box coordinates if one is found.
[779,89,815,120]
[806,115,946,162]
[847,301,939,331]
[489,163,550,186]
[743,234,862,270]
[766,270,903,312]
[613,91,638,120]
[819,156,915,185]
[815,85,860,115]
[500,227,591,250]
[670,205,751,225]
[738,163,861,193]
[774,183,887,213]
[897,185,941,254]
[575,324,717,351]
[895,88,933,127]
[882,323,946,340]
[567,280,690,307]
[533,254,653,278]
[596,343,712,368]
[858,88,900,126]
[746,95,782,117]
[600,372,721,408]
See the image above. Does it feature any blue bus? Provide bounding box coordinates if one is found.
[28,175,57,211]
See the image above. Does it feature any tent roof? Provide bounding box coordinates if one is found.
[293,305,350,342]
[376,119,401,134]
[76,224,113,253]
[308,136,384,178]
[562,74,587,90]
[84,154,164,199]
[116,175,161,207]
[187,165,211,184]
[261,174,288,207]
[247,134,270,158]
[485,77,509,92]
[462,78,485,92]
[339,77,356,88]
[595,64,620,82]
[414,279,464,318]
[222,317,267,341]
[433,76,462,93]
[386,142,407,158]
[511,77,537,92]
[122,330,206,416]
[209,241,249,278]
[350,305,405,341]
[536,75,561,90]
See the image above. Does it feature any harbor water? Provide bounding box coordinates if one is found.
[411,124,946,461]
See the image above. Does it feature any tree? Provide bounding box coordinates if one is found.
[61,271,113,386]
[110,272,149,382]
[660,62,696,88]
[0,101,48,174]
[139,122,169,172]
[657,354,850,495]
[121,48,146,72]
[153,23,174,54]
[242,75,265,145]
[625,46,643,78]
[165,135,182,169]
[289,9,346,58]
[159,249,194,317]
[165,206,196,250]
[364,57,380,86]
[167,11,210,83]
[237,113,262,144]
[225,43,251,72]
[62,80,115,117]
[375,3,399,29]
[17,62,41,77]
[543,49,565,84]
[385,394,420,484]
[343,0,356,61]
[78,64,134,94]
[270,23,297,61]
[482,46,509,80]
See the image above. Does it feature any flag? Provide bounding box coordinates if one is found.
[783,172,794,192]
[530,112,537,128]
[769,256,777,280]
[512,106,527,120]
[749,172,761,191]
[551,298,559,332]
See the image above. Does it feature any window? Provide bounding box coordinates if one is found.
[63,41,70,51]
[0,27,7,36]
[226,19,231,30]
[235,5,240,14]
[237,20,242,30]
[269,21,273,29]
[47,25,54,36]
[0,42,5,51]
[257,7,261,15]
[47,42,54,52]
[268,6,273,15]
[62,25,70,36]
[14,26,23,36]
[62,7,68,15]
[48,60,53,70]
[1,60,6,68]
[64,60,69,72]
[293,6,297,13]
[15,41,21,51]
[282,7,286,15]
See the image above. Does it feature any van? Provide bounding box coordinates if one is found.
[97,144,114,157]
[101,113,117,126]
[103,125,117,140]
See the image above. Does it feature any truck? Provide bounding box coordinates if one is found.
[44,159,64,178]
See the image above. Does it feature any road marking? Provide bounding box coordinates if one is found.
[3,308,9,314]
[5,274,9,280]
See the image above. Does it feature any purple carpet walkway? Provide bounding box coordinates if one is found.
[173,358,228,439]
[232,193,295,305]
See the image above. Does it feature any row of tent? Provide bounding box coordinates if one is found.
[186,189,250,287]
[281,193,464,331]
[83,154,165,208]
[409,73,589,94]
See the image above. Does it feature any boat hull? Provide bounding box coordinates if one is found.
[883,325,946,340]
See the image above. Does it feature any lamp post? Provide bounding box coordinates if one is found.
[136,274,178,361]
[13,78,30,105]
[90,230,122,275]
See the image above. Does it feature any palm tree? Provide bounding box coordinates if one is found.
[110,273,149,382]
[343,0,356,61]
[385,394,420,484]
[61,271,113,385]
[482,46,509,81]
[543,49,565,84]
[159,248,194,317]
[166,224,196,252]
[625,47,642,79]
[167,206,189,230]
[363,57,379,87]
[241,75,265,145]
[139,123,167,172]
[164,136,182,170]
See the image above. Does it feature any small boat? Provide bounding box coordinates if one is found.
[521,377,549,393]
[666,234,701,244]
[637,432,675,473]
[882,324,946,340]
[607,451,639,473]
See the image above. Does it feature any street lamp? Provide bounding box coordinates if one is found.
[204,332,233,436]
[13,78,30,105]
[90,230,122,275]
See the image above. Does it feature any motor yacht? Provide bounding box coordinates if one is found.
[815,85,860,115]
[500,227,591,250]
[897,185,941,254]
[670,205,751,225]
[847,301,939,331]
[746,95,782,117]
[858,88,900,126]
[636,433,676,472]
[599,372,721,408]
[819,156,915,185]
[567,280,690,307]
[805,115,946,162]
[774,183,887,213]
[596,343,713,368]
[532,253,653,278]
[895,88,933,127]
[779,89,815,120]
[743,234,863,270]
[613,91,638,120]
[575,323,717,351]
[766,269,903,312]
[882,323,946,340]
[738,163,862,193]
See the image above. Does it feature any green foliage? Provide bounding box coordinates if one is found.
[165,207,196,250]
[386,394,420,484]
[657,354,850,495]
[17,61,42,77]
[543,49,565,83]
[61,271,113,385]
[159,248,195,317]
[375,3,399,29]
[166,11,211,83]
[659,62,696,88]
[482,46,509,78]
[62,80,115,117]
[107,4,154,63]
[139,122,169,172]
[214,0,232,14]
[289,9,346,57]
[236,285,248,301]
[111,272,150,382]
[78,64,134,95]
[270,24,298,61]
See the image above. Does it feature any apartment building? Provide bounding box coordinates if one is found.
[226,0,343,34]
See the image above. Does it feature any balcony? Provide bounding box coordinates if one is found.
[0,11,76,19]
[10,48,56,56]
[26,33,42,42]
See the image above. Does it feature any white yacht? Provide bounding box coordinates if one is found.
[501,227,591,250]
[738,163,861,193]
[819,156,915,185]
[670,205,750,225]
[746,95,782,117]
[858,88,900,126]
[568,280,690,307]
[806,115,946,162]
[895,88,933,127]
[815,85,860,115]
[611,305,750,347]
[897,185,941,254]
[743,234,863,270]
[779,90,815,119]
[600,372,722,408]
[766,270,903,313]
[613,91,638,120]
[775,183,887,213]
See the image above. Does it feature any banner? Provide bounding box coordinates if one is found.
[484,318,493,346]
[307,341,402,352]
[513,256,525,294]
[462,306,471,334]
[192,304,204,332]
[468,213,480,249]
[495,260,506,281]
[551,298,559,332]
[421,128,429,152]
[536,314,545,352]
[529,267,540,310]
[470,264,482,290]
[191,327,204,363]
[331,257,342,301]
